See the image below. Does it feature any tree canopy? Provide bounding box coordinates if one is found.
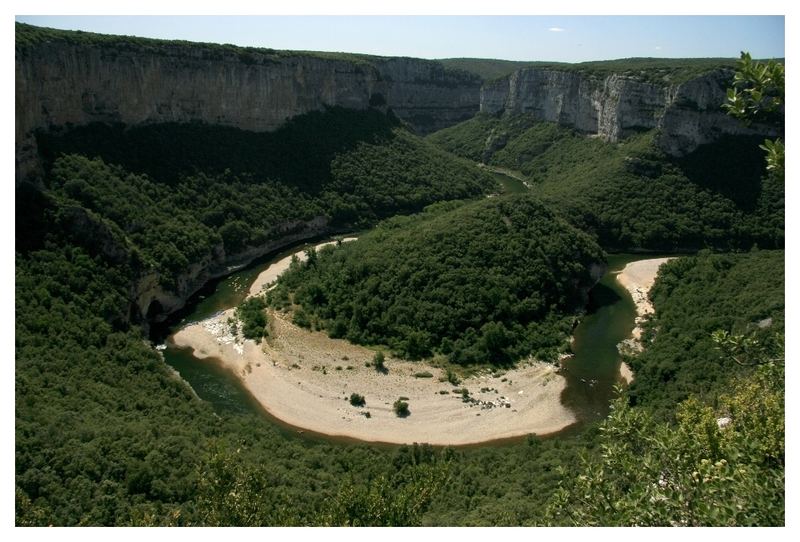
[267,195,605,364]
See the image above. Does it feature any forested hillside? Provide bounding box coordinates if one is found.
[15,107,604,525]
[628,250,784,417]
[14,235,459,525]
[427,114,783,251]
[29,108,495,288]
[15,107,499,524]
[266,195,605,364]
[18,227,783,525]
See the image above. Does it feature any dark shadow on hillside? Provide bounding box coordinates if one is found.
[673,135,768,212]
[36,106,400,191]
[15,181,53,253]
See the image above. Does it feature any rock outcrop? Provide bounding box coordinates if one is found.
[480,67,778,155]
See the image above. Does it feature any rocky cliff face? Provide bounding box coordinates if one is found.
[15,41,481,182]
[373,58,481,134]
[481,70,669,140]
[480,67,777,155]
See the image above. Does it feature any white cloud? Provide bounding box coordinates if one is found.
[548,27,565,32]
[655,46,663,50]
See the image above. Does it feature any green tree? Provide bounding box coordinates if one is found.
[723,52,784,178]
[349,393,366,407]
[711,329,784,367]
[235,296,268,342]
[219,221,252,253]
[319,463,449,526]
[193,447,305,526]
[373,350,386,372]
[304,247,318,267]
[393,399,410,417]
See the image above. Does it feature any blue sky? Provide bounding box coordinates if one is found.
[15,15,785,62]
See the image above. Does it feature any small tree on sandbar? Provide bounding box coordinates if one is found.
[373,351,386,373]
[393,399,410,418]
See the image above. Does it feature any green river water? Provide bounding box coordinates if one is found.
[161,175,645,443]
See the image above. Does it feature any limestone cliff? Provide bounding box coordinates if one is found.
[480,67,777,154]
[15,33,481,182]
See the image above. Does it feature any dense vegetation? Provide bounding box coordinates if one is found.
[627,250,784,418]
[547,249,784,526]
[427,113,784,251]
[15,105,499,525]
[13,238,457,525]
[236,297,269,342]
[550,364,784,525]
[266,195,605,364]
[35,108,495,283]
[14,215,607,526]
[19,218,783,526]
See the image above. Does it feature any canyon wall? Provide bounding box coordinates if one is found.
[480,67,777,155]
[15,39,481,182]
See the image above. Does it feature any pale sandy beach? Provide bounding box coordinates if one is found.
[172,310,575,445]
[615,257,675,383]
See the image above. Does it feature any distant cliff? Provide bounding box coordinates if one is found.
[480,67,777,155]
[15,25,481,182]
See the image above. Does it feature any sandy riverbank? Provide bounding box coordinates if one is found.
[172,308,576,445]
[615,257,675,383]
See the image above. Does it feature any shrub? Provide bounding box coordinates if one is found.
[446,368,460,386]
[292,308,311,328]
[373,351,386,372]
[414,371,433,378]
[349,393,366,407]
[235,296,268,342]
[393,399,410,417]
